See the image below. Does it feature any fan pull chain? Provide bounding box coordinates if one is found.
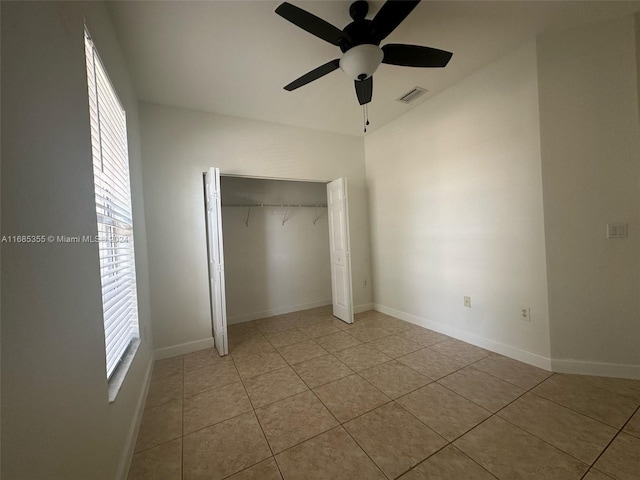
[363,105,367,133]
[363,104,370,133]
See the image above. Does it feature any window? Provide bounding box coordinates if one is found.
[84,29,140,380]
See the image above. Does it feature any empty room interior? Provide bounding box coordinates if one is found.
[2,1,640,479]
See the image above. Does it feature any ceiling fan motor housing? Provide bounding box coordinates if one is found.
[339,44,384,81]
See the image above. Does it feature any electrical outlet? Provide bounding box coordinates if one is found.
[364,280,368,287]
[464,296,471,308]
[520,306,531,322]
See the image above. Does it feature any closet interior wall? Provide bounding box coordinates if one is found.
[220,176,332,324]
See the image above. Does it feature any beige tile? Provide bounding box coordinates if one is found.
[329,318,354,330]
[398,327,449,347]
[255,317,296,334]
[228,321,260,334]
[359,361,431,399]
[345,402,447,479]
[428,339,489,365]
[286,313,326,328]
[145,374,183,409]
[299,321,342,339]
[472,354,552,389]
[226,458,282,480]
[183,412,271,480]
[184,360,241,397]
[275,426,386,480]
[367,334,422,358]
[230,335,275,359]
[313,374,390,422]
[397,348,465,380]
[594,432,640,480]
[183,347,229,371]
[256,391,338,453]
[397,383,491,441]
[398,445,496,480]
[228,326,264,343]
[438,367,525,412]
[184,381,253,434]
[233,350,287,380]
[498,392,617,464]
[135,399,182,452]
[243,366,308,408]
[128,438,182,480]
[152,356,183,379]
[569,374,640,403]
[334,344,392,372]
[623,408,640,438]
[362,315,414,334]
[264,329,309,348]
[455,416,588,480]
[354,310,381,322]
[291,354,354,388]
[314,331,362,353]
[277,339,328,365]
[347,324,393,342]
[533,374,638,428]
[583,469,614,480]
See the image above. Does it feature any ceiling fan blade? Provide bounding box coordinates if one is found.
[275,2,349,46]
[354,77,373,105]
[382,44,453,67]
[284,59,341,91]
[371,0,420,43]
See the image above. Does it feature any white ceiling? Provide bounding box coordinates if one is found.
[107,0,640,136]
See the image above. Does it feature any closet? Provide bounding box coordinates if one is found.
[204,168,353,356]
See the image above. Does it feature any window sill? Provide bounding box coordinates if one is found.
[108,339,141,403]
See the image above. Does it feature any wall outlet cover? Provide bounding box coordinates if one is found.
[464,296,471,308]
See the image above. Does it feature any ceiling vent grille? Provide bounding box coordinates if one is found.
[396,86,427,104]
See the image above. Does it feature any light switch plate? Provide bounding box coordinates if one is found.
[607,223,628,239]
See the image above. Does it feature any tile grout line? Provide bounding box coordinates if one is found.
[227,351,282,479]
[181,311,637,480]
[581,403,640,479]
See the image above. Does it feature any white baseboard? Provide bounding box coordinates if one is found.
[228,299,332,325]
[154,338,215,360]
[374,303,640,380]
[116,355,154,480]
[373,303,552,371]
[551,358,640,380]
[354,303,374,314]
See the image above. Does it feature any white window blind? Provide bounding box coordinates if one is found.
[84,29,140,379]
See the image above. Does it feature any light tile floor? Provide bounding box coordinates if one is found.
[128,306,640,480]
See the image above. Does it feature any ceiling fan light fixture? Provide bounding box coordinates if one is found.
[339,44,384,81]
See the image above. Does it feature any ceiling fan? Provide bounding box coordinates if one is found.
[275,0,453,106]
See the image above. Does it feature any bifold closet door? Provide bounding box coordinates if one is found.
[205,167,228,355]
[327,177,354,324]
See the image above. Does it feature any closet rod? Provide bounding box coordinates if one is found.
[223,203,327,208]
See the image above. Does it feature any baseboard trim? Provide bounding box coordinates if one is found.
[373,303,552,371]
[154,338,215,360]
[116,354,154,480]
[354,303,374,314]
[374,303,640,379]
[228,299,332,325]
[551,358,640,380]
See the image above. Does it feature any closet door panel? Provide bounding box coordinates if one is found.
[327,178,353,324]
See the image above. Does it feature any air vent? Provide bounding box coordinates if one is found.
[396,86,427,104]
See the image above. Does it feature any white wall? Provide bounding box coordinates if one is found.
[1,2,153,479]
[139,103,371,353]
[222,206,331,323]
[365,42,552,366]
[537,15,640,375]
